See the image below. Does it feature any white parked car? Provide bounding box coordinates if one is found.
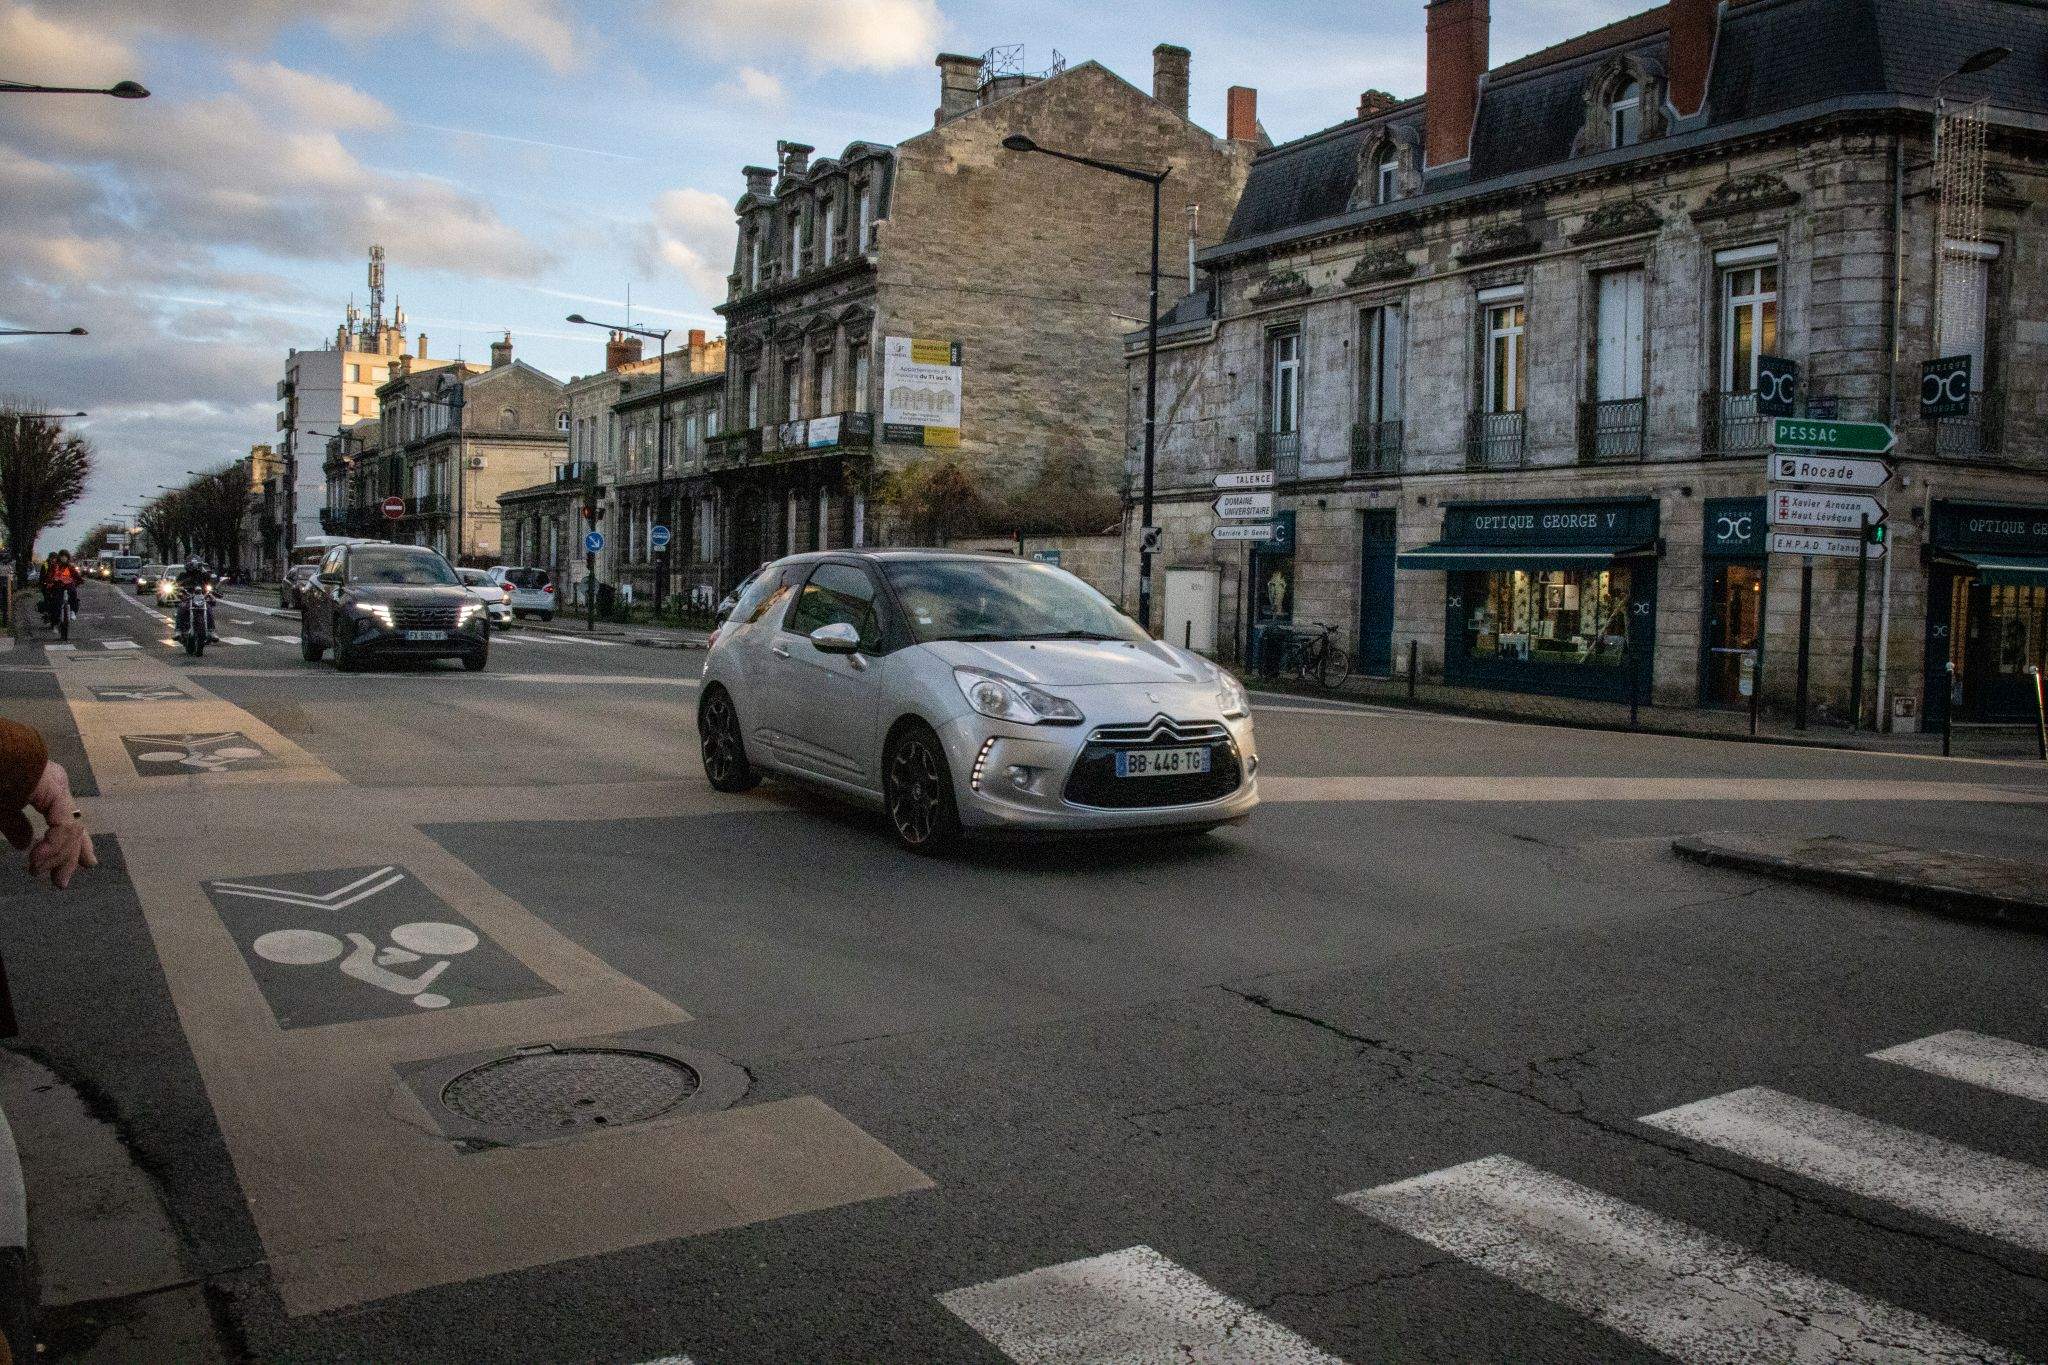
[457,567,513,626]
[697,550,1258,852]
[487,565,555,620]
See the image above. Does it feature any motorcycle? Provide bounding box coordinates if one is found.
[173,583,215,657]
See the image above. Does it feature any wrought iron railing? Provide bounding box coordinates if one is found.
[1700,391,1771,456]
[1349,420,1403,474]
[1255,430,1300,483]
[1932,389,2003,459]
[1579,397,1646,462]
[1466,411,1527,469]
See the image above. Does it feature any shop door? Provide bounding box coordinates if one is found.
[1964,581,2048,719]
[1702,561,1764,706]
[1358,509,1397,675]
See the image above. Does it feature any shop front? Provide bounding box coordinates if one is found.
[1400,497,1661,703]
[1924,499,2048,722]
[1700,497,1767,707]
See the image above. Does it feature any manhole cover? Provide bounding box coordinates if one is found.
[441,1046,699,1135]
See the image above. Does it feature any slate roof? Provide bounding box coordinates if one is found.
[1217,0,2048,256]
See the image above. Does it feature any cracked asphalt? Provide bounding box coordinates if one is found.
[5,594,2048,1361]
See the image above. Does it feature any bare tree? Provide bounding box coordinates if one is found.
[76,522,128,559]
[1,409,93,585]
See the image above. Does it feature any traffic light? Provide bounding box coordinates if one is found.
[1866,522,1886,545]
[581,503,604,522]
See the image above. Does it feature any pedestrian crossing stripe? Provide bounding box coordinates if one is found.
[1640,1085,2048,1253]
[268,634,299,643]
[1872,1030,2048,1106]
[46,644,76,652]
[103,640,140,650]
[1341,1155,2019,1364]
[940,1245,1340,1365]
[220,636,258,646]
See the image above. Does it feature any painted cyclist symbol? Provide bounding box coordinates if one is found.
[252,921,481,1009]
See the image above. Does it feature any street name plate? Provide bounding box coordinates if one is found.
[1771,416,1896,454]
[1769,530,1887,561]
[1214,471,1276,490]
[1770,452,1892,489]
[1213,522,1276,542]
[1769,490,1885,532]
[1213,491,1274,520]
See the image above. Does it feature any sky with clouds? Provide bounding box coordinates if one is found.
[2,0,1639,549]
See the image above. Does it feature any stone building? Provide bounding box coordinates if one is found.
[696,43,1263,595]
[237,443,286,578]
[1127,0,2048,729]
[374,334,565,565]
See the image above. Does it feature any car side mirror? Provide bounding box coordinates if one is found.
[319,571,342,585]
[715,605,733,624]
[810,622,861,654]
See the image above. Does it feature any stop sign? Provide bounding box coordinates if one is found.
[382,496,405,520]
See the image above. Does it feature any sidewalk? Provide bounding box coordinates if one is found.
[1250,668,2048,762]
[1674,832,2048,929]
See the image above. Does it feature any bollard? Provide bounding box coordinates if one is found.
[1748,650,1760,738]
[1407,639,1418,700]
[1942,660,1955,758]
[2031,665,2046,762]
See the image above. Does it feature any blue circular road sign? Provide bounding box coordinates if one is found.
[584,531,604,554]
[650,524,672,552]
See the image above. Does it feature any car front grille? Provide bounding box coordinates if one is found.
[1062,714,1243,810]
[392,604,460,631]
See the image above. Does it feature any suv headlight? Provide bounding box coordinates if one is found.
[352,602,394,627]
[456,602,484,626]
[1215,669,1251,720]
[953,668,1084,726]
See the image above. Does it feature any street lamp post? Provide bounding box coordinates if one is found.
[0,80,148,98]
[1001,134,1169,633]
[567,314,673,615]
[0,327,86,338]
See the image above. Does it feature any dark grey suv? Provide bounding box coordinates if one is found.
[299,543,488,671]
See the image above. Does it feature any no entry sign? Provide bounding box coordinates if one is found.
[382,496,404,520]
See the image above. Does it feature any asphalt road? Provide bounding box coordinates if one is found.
[3,578,2046,1363]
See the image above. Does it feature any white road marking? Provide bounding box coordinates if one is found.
[1640,1086,2048,1253]
[46,643,77,652]
[210,866,405,912]
[219,636,259,646]
[268,634,299,644]
[1341,1155,2020,1364]
[1871,1030,2048,1106]
[939,1245,1340,1365]
[102,639,140,650]
[533,632,622,647]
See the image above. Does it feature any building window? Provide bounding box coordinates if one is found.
[788,213,803,271]
[856,183,874,252]
[850,344,870,413]
[1462,566,1633,666]
[1719,259,1778,393]
[1376,155,1400,205]
[1484,299,1527,413]
[1939,239,1997,392]
[744,370,760,427]
[783,356,802,421]
[748,233,763,289]
[1593,268,1645,401]
[683,411,698,453]
[556,410,568,432]
[815,353,835,415]
[1610,80,1641,149]
[346,395,361,415]
[821,201,837,264]
[706,403,720,439]
[1267,329,1301,435]
[347,363,361,382]
[1359,304,1404,425]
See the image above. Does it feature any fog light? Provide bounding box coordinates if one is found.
[1007,765,1032,789]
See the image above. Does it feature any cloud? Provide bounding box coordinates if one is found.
[229,59,395,130]
[636,187,736,305]
[717,66,785,104]
[0,1,139,82]
[680,0,942,72]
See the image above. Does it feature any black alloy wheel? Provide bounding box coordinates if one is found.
[698,688,759,793]
[884,723,960,854]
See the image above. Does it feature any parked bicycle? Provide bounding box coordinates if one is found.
[1280,621,1351,690]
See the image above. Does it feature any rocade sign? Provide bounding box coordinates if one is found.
[1442,497,1659,547]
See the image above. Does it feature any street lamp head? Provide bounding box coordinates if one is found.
[66,326,86,335]
[1955,46,2011,77]
[565,313,587,325]
[1001,134,1038,153]
[107,81,149,99]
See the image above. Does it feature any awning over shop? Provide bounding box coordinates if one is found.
[1943,551,2048,588]
[1397,541,1658,572]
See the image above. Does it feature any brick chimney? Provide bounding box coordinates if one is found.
[1227,85,1259,143]
[1667,0,1716,118]
[1153,44,1190,120]
[1358,89,1399,118]
[1425,0,1489,168]
[490,332,513,368]
[743,165,774,199]
[935,52,982,125]
[606,330,643,371]
[416,332,428,359]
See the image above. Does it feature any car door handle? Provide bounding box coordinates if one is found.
[771,644,791,659]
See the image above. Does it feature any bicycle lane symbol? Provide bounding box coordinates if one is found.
[202,865,555,1028]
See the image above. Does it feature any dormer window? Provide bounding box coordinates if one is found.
[1376,154,1401,205]
[1610,80,1641,148]
[821,199,837,265]
[748,233,763,289]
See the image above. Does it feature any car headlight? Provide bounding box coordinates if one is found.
[352,602,394,627]
[1215,669,1251,720]
[953,668,1084,726]
[456,602,484,626]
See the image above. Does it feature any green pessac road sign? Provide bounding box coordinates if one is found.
[1771,417,1896,454]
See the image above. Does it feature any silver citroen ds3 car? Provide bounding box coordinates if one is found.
[697,550,1258,851]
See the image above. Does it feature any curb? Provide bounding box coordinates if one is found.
[1671,836,2048,930]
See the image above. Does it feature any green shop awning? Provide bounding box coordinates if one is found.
[1397,541,1658,572]
[1951,552,2048,588]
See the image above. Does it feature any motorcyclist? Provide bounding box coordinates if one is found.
[173,557,220,643]
[39,552,81,629]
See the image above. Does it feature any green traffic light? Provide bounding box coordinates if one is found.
[1867,524,1886,544]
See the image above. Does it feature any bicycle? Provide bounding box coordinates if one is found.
[1281,621,1351,690]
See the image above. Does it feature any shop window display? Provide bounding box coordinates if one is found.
[1462,567,1632,666]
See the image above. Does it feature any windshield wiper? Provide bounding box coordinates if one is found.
[1010,630,1123,641]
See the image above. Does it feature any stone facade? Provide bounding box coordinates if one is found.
[1125,0,2048,729]
[701,45,1261,596]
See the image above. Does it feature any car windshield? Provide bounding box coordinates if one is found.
[502,568,547,589]
[350,548,457,586]
[882,558,1145,645]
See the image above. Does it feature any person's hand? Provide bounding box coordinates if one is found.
[19,760,95,890]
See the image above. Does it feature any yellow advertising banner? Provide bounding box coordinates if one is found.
[923,426,961,449]
[908,338,953,366]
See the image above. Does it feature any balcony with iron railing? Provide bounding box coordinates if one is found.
[1702,390,1853,456]
[1931,389,2004,460]
[405,494,450,517]
[705,428,763,466]
[1579,397,1646,463]
[1255,430,1300,483]
[1466,411,1527,469]
[1349,420,1403,475]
